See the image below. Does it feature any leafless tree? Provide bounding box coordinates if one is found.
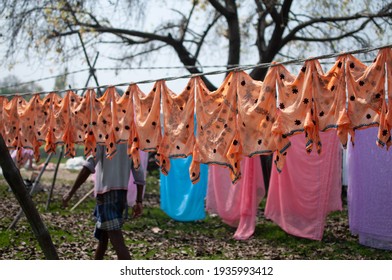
[1,0,391,89]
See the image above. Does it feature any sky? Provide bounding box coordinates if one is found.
[0,1,226,95]
[1,0,391,95]
[0,32,218,94]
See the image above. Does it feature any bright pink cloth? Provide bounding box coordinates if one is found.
[127,151,149,206]
[206,156,265,240]
[265,130,342,240]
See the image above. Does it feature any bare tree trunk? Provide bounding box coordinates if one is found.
[0,135,59,260]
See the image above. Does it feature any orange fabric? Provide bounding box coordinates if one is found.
[132,81,162,155]
[3,95,43,163]
[236,69,278,158]
[346,50,387,145]
[97,86,122,158]
[385,48,392,149]
[157,79,196,175]
[1,48,392,174]
[3,96,24,163]
[116,85,140,169]
[36,92,62,153]
[55,90,82,157]
[74,89,102,158]
[19,94,42,162]
[312,56,350,147]
[191,73,241,184]
[0,96,6,141]
[272,61,320,171]
[3,97,27,155]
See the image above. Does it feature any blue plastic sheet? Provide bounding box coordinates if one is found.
[160,156,208,221]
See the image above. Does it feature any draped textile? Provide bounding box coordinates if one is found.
[190,73,242,184]
[95,86,122,158]
[132,81,162,154]
[116,85,140,168]
[0,96,6,139]
[74,89,101,158]
[312,56,350,147]
[157,79,196,175]
[160,156,208,222]
[206,156,265,240]
[347,127,392,250]
[1,48,392,181]
[271,61,320,172]
[236,69,278,157]
[265,130,342,240]
[55,90,82,158]
[345,48,390,147]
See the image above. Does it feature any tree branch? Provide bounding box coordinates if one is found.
[48,29,79,39]
[264,0,292,61]
[262,0,281,24]
[281,11,392,47]
[105,44,169,61]
[194,12,221,60]
[208,0,231,17]
[292,20,371,42]
[180,2,197,43]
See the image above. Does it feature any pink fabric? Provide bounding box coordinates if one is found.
[10,148,34,167]
[265,130,342,240]
[127,151,149,206]
[206,156,265,240]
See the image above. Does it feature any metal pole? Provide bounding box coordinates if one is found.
[84,52,100,88]
[77,32,101,96]
[45,146,64,211]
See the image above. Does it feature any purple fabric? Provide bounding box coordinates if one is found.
[347,127,392,250]
[127,151,148,206]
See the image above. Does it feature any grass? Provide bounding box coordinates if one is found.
[1,168,392,260]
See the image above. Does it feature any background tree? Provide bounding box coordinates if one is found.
[1,0,391,90]
[53,67,68,91]
[1,0,392,187]
[0,75,43,98]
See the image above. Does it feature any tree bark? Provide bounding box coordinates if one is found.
[0,135,59,260]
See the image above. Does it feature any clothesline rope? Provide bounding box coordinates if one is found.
[2,43,391,97]
[0,64,266,91]
[3,59,374,92]
[0,68,90,91]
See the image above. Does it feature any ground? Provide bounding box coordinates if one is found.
[0,166,392,260]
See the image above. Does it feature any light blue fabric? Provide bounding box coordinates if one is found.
[160,156,208,221]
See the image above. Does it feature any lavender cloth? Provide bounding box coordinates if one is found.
[347,127,392,250]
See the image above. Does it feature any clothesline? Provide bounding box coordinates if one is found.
[2,43,391,97]
[3,59,375,93]
[1,64,259,91]
[2,46,392,184]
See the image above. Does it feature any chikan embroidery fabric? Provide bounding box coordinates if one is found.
[236,69,278,158]
[2,48,392,183]
[190,73,242,184]
[157,79,196,175]
[345,49,388,146]
[272,60,320,171]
